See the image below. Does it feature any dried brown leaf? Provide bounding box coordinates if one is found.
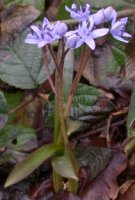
[80,150,127,200]
[125,34,135,81]
[54,191,81,200]
[117,181,135,200]
[1,4,40,45]
[82,44,120,88]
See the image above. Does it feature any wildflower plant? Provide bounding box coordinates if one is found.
[5,2,132,194]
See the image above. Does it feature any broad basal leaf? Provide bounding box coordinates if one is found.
[62,48,74,103]
[1,5,40,45]
[52,147,79,180]
[4,143,62,187]
[0,31,54,89]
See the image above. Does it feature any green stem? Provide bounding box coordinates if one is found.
[54,70,60,143]
[57,71,68,145]
[53,170,63,193]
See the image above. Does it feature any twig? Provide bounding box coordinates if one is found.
[8,95,35,114]
[76,119,126,140]
[111,107,129,116]
[106,115,112,147]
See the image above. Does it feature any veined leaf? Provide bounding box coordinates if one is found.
[75,144,112,179]
[71,83,100,118]
[4,143,62,187]
[0,31,54,89]
[0,124,37,164]
[0,124,37,151]
[46,83,101,128]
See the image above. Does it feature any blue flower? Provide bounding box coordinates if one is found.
[65,19,109,50]
[65,3,90,21]
[110,17,132,43]
[90,7,117,26]
[25,18,68,48]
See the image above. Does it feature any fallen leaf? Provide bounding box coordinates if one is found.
[1,4,40,45]
[125,34,135,81]
[80,150,127,200]
[117,181,135,200]
[75,144,112,179]
[55,191,81,200]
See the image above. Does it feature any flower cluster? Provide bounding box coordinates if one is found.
[25,3,131,50]
[25,18,67,48]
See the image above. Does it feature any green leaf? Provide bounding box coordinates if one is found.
[0,31,53,89]
[0,124,37,151]
[71,83,100,118]
[0,92,8,130]
[66,117,83,136]
[5,0,44,11]
[0,91,7,113]
[46,83,101,127]
[0,124,37,164]
[63,49,74,103]
[75,144,112,178]
[78,0,135,10]
[57,0,72,20]
[4,143,62,187]
[127,89,135,130]
[111,42,125,67]
[0,114,8,130]
[52,147,79,180]
[4,91,23,123]
[128,130,135,137]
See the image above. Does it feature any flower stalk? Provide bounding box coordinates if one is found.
[42,46,57,96]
